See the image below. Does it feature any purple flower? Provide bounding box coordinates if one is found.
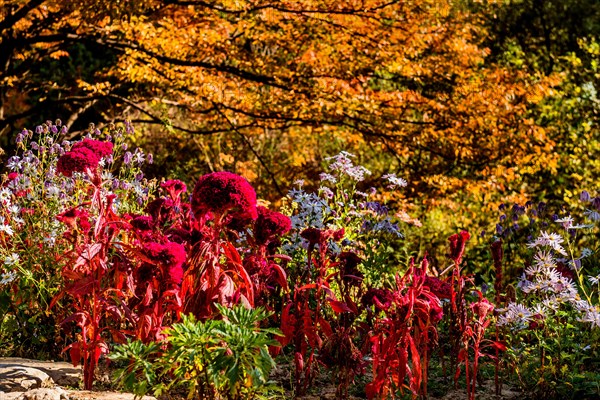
[123,151,133,165]
[581,191,591,202]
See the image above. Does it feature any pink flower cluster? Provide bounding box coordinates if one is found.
[192,171,257,221]
[56,139,113,177]
[254,206,291,245]
[142,241,186,285]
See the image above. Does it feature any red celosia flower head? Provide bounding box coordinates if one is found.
[423,276,451,299]
[131,216,154,231]
[161,179,187,200]
[338,251,363,282]
[254,206,291,245]
[142,241,186,267]
[191,171,257,221]
[71,139,113,159]
[300,227,323,245]
[470,297,495,320]
[142,241,186,285]
[145,197,175,221]
[448,230,471,264]
[56,148,100,177]
[361,288,394,311]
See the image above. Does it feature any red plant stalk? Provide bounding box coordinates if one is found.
[366,257,442,400]
[491,239,504,395]
[58,168,126,389]
[466,293,495,400]
[446,231,471,387]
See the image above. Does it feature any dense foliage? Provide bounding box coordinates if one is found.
[1,122,599,399]
[1,0,599,398]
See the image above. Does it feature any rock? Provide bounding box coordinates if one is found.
[19,387,67,400]
[0,360,80,388]
[0,366,54,392]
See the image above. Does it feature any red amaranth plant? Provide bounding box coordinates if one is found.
[365,256,443,399]
[458,291,503,400]
[130,240,186,342]
[54,169,128,389]
[491,239,504,395]
[279,227,358,396]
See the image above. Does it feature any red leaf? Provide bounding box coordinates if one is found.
[491,341,507,352]
[270,263,289,291]
[63,342,81,367]
[327,298,353,314]
[318,316,333,338]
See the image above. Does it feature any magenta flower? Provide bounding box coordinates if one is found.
[141,241,186,285]
[361,288,394,311]
[71,139,113,159]
[254,206,291,244]
[56,148,100,177]
[191,171,257,221]
[423,276,451,299]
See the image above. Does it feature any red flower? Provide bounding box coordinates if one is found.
[56,207,91,233]
[7,172,18,181]
[71,139,113,159]
[56,148,100,177]
[429,299,444,323]
[338,251,363,281]
[361,288,394,311]
[423,276,451,299]
[141,241,186,285]
[191,172,257,220]
[300,227,323,245]
[161,179,187,198]
[448,230,470,264]
[254,206,291,244]
[145,197,175,220]
[131,216,154,231]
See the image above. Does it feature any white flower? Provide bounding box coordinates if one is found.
[319,173,337,183]
[531,303,547,317]
[555,216,574,229]
[3,253,19,266]
[7,204,20,215]
[326,152,371,182]
[0,271,17,285]
[580,308,600,329]
[0,218,14,236]
[588,274,600,285]
[382,173,408,189]
[497,303,533,328]
[534,250,556,270]
[7,157,22,171]
[527,231,567,255]
[0,188,12,204]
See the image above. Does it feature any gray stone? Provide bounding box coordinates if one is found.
[18,387,67,400]
[0,366,53,392]
[0,360,80,388]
